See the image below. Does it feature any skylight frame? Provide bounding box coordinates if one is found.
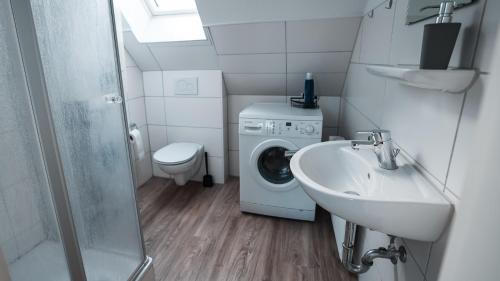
[144,0,199,16]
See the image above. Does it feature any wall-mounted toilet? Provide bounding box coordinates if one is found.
[153,142,204,186]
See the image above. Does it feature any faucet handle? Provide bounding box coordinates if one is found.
[357,129,392,143]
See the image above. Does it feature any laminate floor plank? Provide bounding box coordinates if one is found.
[138,177,357,281]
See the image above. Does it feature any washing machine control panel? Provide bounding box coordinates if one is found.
[266,120,322,138]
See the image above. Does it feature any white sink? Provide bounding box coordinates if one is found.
[290,141,452,242]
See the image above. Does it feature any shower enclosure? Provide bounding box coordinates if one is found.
[0,0,152,280]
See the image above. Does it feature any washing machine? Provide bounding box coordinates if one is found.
[239,103,323,221]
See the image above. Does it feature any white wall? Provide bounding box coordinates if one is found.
[196,0,368,25]
[123,52,153,187]
[339,0,498,280]
[142,70,228,183]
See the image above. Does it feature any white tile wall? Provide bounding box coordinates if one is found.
[210,22,286,54]
[339,0,497,281]
[473,0,500,72]
[123,31,160,71]
[149,45,219,70]
[446,75,489,197]
[165,97,223,128]
[287,52,351,73]
[125,97,147,128]
[147,125,168,152]
[143,71,164,97]
[227,95,287,123]
[145,97,166,125]
[218,54,286,73]
[123,50,153,186]
[286,18,361,53]
[223,74,286,95]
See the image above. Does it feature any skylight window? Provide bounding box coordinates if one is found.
[145,0,198,15]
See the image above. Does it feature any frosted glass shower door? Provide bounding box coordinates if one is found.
[27,0,145,280]
[0,0,71,280]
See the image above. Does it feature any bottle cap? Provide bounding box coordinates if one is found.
[305,72,313,80]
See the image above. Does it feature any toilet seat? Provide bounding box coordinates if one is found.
[153,143,201,165]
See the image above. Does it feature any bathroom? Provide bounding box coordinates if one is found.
[1,0,499,280]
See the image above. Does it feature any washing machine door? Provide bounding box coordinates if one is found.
[250,139,299,191]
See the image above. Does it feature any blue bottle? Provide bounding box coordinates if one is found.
[303,72,315,108]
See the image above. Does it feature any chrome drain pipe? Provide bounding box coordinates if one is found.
[342,221,407,274]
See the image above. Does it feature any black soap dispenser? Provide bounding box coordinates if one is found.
[420,1,461,69]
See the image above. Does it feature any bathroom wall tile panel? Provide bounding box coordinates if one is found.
[209,22,286,54]
[402,239,432,274]
[339,98,378,139]
[147,125,167,152]
[389,0,485,68]
[350,17,364,63]
[229,151,240,177]
[287,73,346,97]
[286,17,361,53]
[223,74,286,96]
[124,50,138,68]
[473,0,500,72]
[15,223,44,256]
[163,70,223,98]
[380,81,464,183]
[192,157,225,184]
[125,97,147,128]
[0,131,31,188]
[0,199,13,243]
[317,96,341,127]
[446,75,489,197]
[343,63,387,125]
[136,153,153,187]
[322,127,339,141]
[123,31,161,71]
[143,71,164,97]
[228,123,239,151]
[425,224,452,281]
[287,52,351,73]
[218,54,286,73]
[4,181,40,235]
[167,127,223,157]
[164,97,223,128]
[124,67,144,100]
[359,2,395,65]
[1,239,19,263]
[138,125,150,153]
[145,97,166,125]
[376,247,425,281]
[227,95,287,123]
[148,45,219,70]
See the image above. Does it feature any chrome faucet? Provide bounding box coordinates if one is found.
[351,129,400,170]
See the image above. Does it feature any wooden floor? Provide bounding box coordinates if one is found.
[137,177,356,281]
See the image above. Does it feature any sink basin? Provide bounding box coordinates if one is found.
[290,141,452,242]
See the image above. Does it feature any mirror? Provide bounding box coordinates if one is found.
[406,0,477,25]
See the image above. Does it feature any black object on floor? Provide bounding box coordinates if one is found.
[203,152,214,187]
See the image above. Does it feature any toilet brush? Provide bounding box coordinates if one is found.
[203,152,214,187]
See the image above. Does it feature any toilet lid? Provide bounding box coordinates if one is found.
[153,142,201,165]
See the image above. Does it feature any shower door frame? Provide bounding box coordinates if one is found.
[9,0,149,280]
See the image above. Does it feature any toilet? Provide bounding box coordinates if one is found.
[153,142,204,186]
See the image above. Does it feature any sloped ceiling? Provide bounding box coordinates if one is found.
[123,1,365,97]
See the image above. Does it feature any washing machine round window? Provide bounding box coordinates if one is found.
[250,139,299,191]
[257,147,293,184]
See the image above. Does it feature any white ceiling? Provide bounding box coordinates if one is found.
[123,4,363,97]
